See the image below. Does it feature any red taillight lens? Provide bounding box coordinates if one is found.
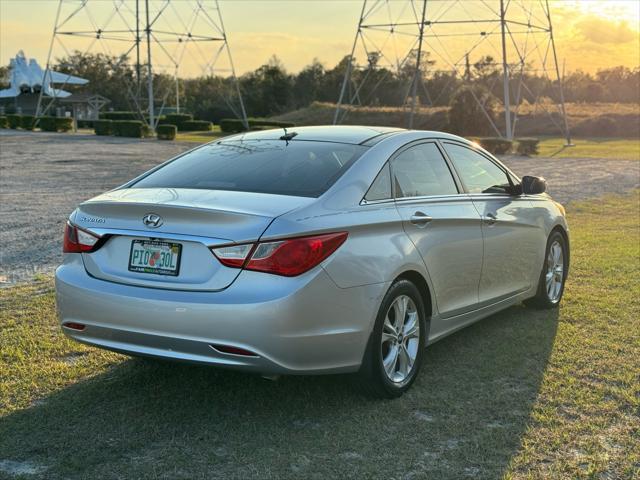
[63,222,101,253]
[212,232,347,277]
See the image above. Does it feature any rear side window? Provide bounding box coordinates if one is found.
[133,140,368,198]
[391,142,458,198]
[364,163,392,201]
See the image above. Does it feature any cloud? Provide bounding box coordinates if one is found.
[574,17,638,45]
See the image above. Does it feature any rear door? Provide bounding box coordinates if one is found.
[442,142,541,304]
[391,141,483,318]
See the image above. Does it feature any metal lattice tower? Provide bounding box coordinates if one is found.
[36,0,248,130]
[334,0,571,144]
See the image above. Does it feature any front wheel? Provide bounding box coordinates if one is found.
[358,280,427,398]
[525,230,568,309]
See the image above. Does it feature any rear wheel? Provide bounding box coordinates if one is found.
[358,280,427,398]
[525,230,568,309]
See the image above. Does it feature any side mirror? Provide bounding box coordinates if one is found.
[521,175,546,195]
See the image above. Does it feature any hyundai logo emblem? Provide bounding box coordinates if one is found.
[142,213,163,228]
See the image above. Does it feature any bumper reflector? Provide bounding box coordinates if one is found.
[210,344,258,357]
[63,322,86,331]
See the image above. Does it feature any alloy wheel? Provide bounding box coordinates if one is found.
[381,295,420,384]
[545,240,564,303]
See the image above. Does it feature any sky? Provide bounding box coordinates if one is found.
[1,0,638,76]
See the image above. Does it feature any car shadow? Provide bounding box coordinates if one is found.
[0,305,559,479]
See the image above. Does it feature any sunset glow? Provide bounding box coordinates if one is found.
[1,0,638,75]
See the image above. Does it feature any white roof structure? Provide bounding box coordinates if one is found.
[0,51,88,99]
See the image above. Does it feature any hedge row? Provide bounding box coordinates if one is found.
[2,115,73,132]
[99,111,139,121]
[77,119,95,129]
[219,118,295,133]
[38,116,73,132]
[93,119,150,138]
[478,137,540,156]
[7,114,21,129]
[157,124,177,140]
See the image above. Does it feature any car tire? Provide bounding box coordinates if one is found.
[358,279,427,399]
[525,230,568,309]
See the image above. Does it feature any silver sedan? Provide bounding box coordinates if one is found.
[56,126,569,397]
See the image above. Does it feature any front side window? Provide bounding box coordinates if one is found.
[133,140,368,198]
[444,143,511,194]
[391,142,458,198]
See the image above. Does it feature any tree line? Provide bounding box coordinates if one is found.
[1,51,638,121]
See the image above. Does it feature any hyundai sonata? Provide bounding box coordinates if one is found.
[56,126,569,397]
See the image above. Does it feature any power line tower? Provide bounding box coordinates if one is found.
[334,0,571,144]
[36,0,248,131]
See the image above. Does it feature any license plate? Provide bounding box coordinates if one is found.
[128,240,182,276]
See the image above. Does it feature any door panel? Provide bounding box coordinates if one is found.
[442,142,542,303]
[470,195,540,302]
[396,198,483,317]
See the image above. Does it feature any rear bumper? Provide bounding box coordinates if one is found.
[55,255,387,374]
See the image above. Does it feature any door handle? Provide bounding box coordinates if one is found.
[410,211,433,227]
[483,212,497,225]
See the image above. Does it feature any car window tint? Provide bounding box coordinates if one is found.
[364,163,391,201]
[391,143,458,198]
[133,140,368,198]
[444,143,511,194]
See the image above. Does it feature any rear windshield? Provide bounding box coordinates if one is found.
[132,140,368,197]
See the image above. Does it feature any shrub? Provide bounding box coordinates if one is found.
[479,137,513,155]
[573,115,619,137]
[448,86,497,136]
[100,111,139,121]
[38,116,58,132]
[516,138,540,156]
[179,120,213,132]
[112,120,144,138]
[0,116,7,128]
[56,117,73,132]
[20,115,36,130]
[249,118,295,129]
[157,124,177,140]
[77,119,94,129]
[164,113,193,126]
[94,120,113,136]
[219,118,246,133]
[7,114,22,129]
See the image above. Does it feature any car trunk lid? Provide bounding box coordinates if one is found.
[73,188,314,291]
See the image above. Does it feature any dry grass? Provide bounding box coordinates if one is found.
[274,101,640,138]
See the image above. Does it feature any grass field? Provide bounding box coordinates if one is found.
[537,137,640,161]
[0,191,638,479]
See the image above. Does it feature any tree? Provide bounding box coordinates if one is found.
[293,59,325,108]
[448,85,497,136]
[54,51,136,110]
[240,55,293,117]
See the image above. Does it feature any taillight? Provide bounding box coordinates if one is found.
[63,221,101,253]
[211,232,347,277]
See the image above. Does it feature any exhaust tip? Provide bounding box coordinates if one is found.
[63,322,86,331]
[210,344,259,357]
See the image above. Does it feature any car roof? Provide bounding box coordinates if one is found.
[221,125,478,147]
[223,125,405,145]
